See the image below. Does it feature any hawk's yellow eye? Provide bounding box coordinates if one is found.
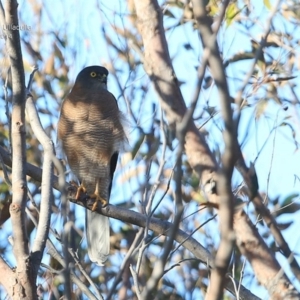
[90,72,97,78]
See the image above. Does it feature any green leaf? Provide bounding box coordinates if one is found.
[208,1,220,17]
[131,133,145,159]
[277,221,293,230]
[226,3,238,26]
[264,0,271,10]
[276,193,300,216]
[255,99,269,119]
[282,193,299,206]
[164,9,176,19]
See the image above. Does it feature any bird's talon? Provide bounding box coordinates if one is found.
[100,198,108,207]
[75,184,87,200]
[90,194,108,211]
[91,201,98,211]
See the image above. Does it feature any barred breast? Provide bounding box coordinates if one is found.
[57,88,126,189]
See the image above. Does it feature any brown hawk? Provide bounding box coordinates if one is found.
[57,66,126,265]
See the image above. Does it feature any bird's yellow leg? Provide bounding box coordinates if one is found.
[74,180,87,200]
[90,180,108,211]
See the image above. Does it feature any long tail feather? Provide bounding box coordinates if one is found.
[85,210,110,266]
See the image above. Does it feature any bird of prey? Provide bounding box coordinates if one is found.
[57,66,126,265]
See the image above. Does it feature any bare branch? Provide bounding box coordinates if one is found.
[51,154,71,299]
[141,207,184,300]
[130,264,142,300]
[70,273,98,300]
[0,1,37,298]
[107,228,144,300]
[25,71,53,282]
[191,0,237,298]
[0,145,59,195]
[79,201,214,265]
[27,203,99,300]
[49,244,98,300]
[0,256,15,296]
[234,209,299,298]
[68,248,104,300]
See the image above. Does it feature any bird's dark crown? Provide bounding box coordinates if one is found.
[75,66,109,85]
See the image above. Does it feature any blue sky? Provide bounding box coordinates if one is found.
[0,0,300,298]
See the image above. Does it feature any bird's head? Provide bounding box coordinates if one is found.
[75,66,109,89]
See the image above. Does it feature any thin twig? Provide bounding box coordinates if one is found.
[51,154,71,298]
[68,248,104,300]
[235,0,282,112]
[129,264,142,300]
[170,214,218,257]
[107,228,144,300]
[26,206,98,300]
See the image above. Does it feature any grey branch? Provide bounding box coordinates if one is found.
[0,1,36,299]
[25,94,54,278]
[191,0,237,298]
